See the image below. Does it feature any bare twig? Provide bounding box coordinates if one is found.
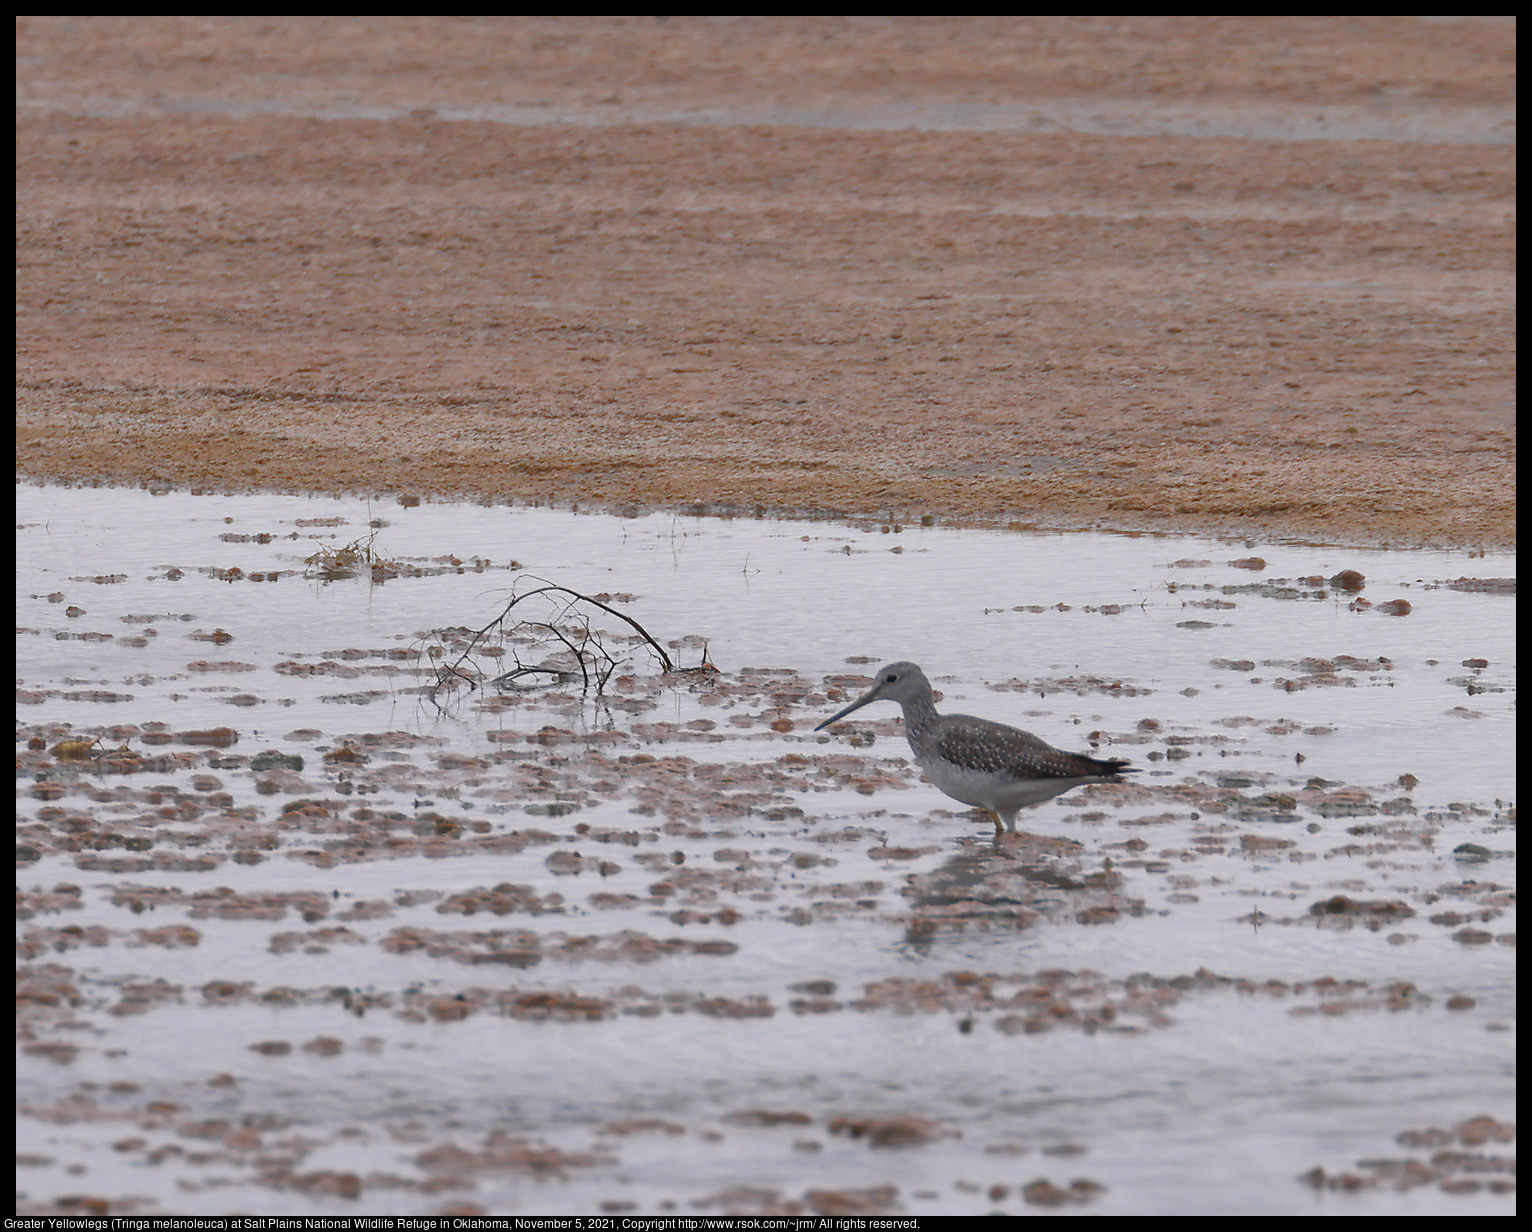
[425,577,681,706]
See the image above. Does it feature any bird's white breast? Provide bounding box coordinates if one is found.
[916,753,1094,812]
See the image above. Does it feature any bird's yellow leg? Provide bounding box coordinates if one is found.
[990,811,1004,837]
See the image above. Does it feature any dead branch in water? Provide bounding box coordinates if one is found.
[426,578,714,706]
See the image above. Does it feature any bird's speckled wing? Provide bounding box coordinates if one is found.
[934,716,1129,781]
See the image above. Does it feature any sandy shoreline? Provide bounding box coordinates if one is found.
[16,17,1516,548]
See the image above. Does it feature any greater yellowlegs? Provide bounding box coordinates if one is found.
[815,661,1133,836]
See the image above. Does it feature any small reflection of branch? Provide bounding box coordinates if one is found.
[486,665,574,687]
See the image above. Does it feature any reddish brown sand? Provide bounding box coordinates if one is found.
[16,17,1515,547]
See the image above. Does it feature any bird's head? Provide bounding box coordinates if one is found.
[814,660,928,730]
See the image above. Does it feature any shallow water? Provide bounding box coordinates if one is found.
[16,482,1515,1216]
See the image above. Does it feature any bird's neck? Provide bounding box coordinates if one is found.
[897,687,940,738]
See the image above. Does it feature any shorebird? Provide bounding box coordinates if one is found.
[815,661,1132,837]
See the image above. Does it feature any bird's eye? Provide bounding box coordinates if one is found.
[886,673,898,682]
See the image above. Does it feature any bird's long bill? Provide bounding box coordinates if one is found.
[813,685,880,731]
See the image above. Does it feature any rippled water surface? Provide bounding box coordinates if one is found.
[16,483,1515,1216]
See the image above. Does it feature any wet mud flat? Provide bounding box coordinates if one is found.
[15,16,1516,550]
[15,486,1515,1215]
